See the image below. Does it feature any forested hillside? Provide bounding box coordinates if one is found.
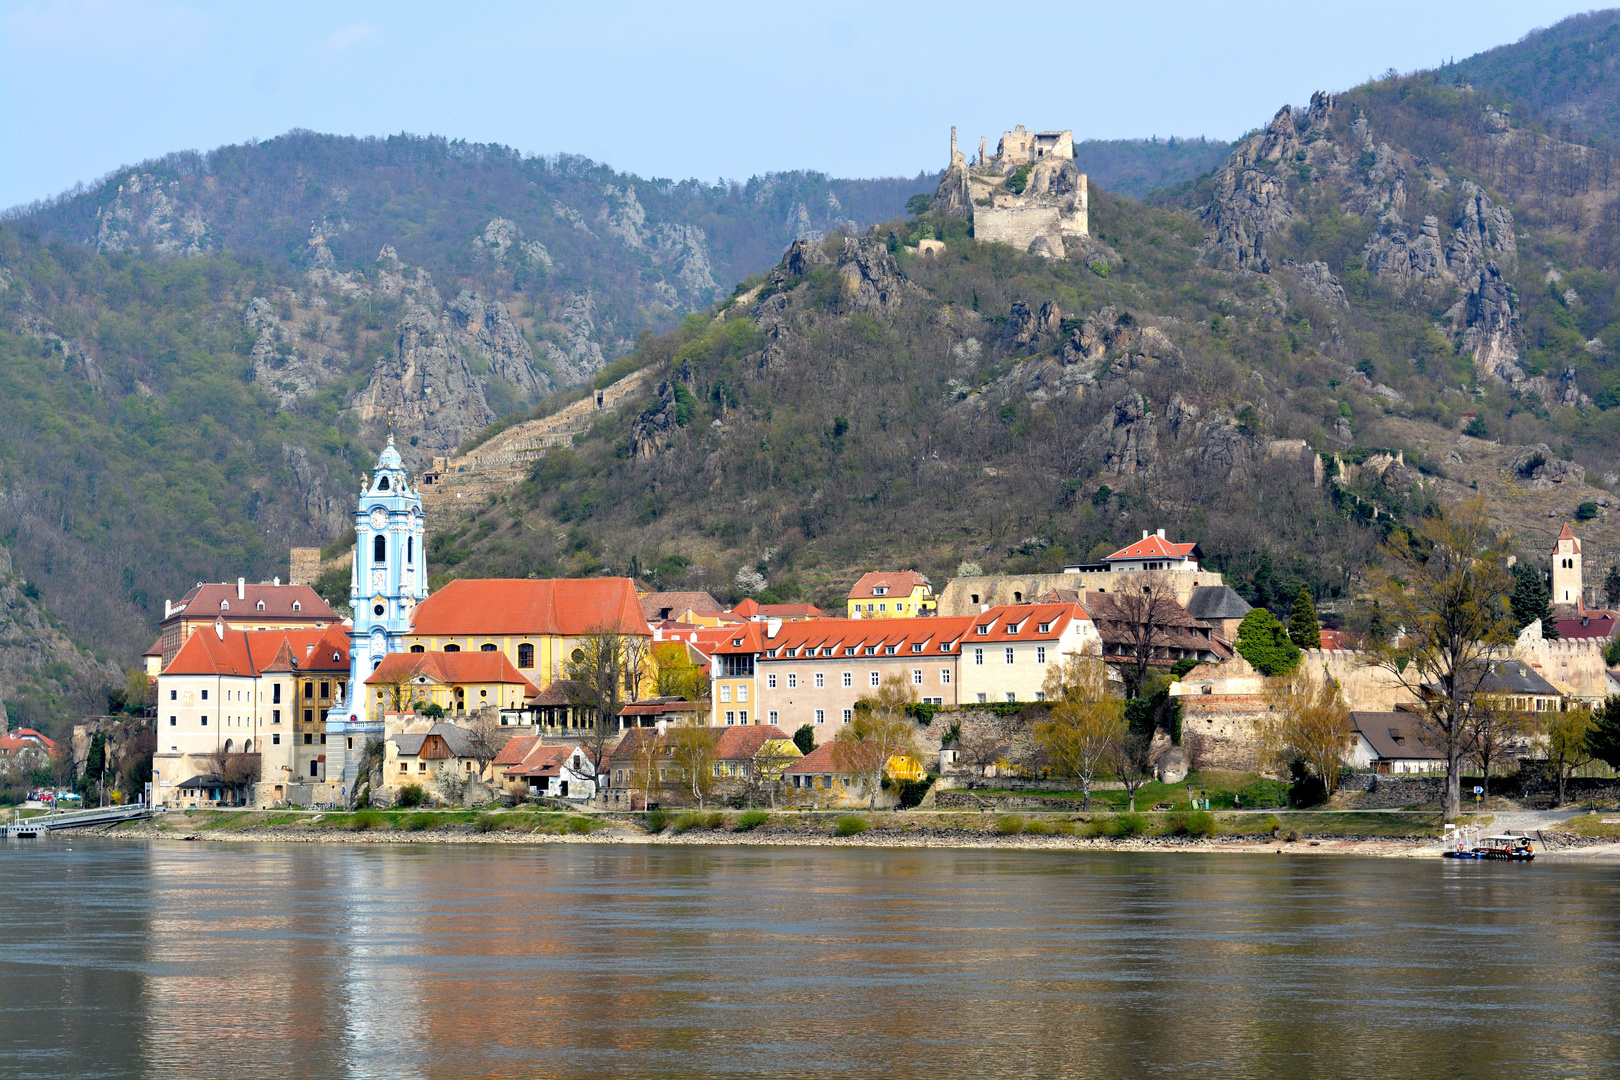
[1448,10,1620,143]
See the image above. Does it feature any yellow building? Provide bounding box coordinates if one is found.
[403,577,651,692]
[365,651,540,719]
[846,571,936,618]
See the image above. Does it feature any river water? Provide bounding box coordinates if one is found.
[1,839,1617,1078]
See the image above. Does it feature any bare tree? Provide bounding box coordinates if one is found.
[462,703,511,782]
[207,751,261,805]
[1546,707,1594,807]
[624,730,665,810]
[667,719,720,808]
[956,711,1015,774]
[1467,695,1535,784]
[834,673,921,809]
[1087,572,1186,697]
[1110,730,1155,813]
[1261,668,1354,801]
[750,735,802,809]
[1035,655,1125,809]
[566,631,651,789]
[1366,499,1518,820]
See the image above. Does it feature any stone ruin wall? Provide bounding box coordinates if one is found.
[974,206,1066,255]
[1514,635,1609,701]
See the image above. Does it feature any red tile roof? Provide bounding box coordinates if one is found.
[507,743,585,778]
[1554,612,1619,640]
[639,591,723,621]
[966,603,1091,643]
[784,742,855,775]
[0,727,56,754]
[1553,522,1582,554]
[167,582,335,624]
[493,735,541,767]
[714,724,794,761]
[758,615,977,658]
[165,624,350,678]
[365,651,541,696]
[143,636,164,658]
[1104,535,1199,562]
[411,577,647,638]
[731,598,827,619]
[847,571,931,600]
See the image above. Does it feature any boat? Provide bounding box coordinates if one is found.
[1441,824,1535,861]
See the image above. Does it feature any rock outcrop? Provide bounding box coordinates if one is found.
[92,172,213,256]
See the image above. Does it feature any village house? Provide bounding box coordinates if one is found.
[782,743,924,808]
[0,727,55,762]
[492,738,597,801]
[1084,591,1233,673]
[365,650,539,722]
[956,603,1102,704]
[846,571,937,619]
[157,573,336,667]
[730,598,826,622]
[152,620,350,806]
[619,696,707,730]
[384,722,487,794]
[710,723,802,787]
[638,590,725,626]
[403,576,650,691]
[1347,711,1448,774]
[703,622,766,728]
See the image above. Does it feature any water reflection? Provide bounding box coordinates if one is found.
[1,841,1619,1078]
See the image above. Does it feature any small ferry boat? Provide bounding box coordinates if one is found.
[1442,825,1535,861]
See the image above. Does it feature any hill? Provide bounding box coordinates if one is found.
[1448,10,1620,144]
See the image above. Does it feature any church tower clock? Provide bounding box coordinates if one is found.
[327,435,426,791]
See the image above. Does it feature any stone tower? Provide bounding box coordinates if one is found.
[327,435,427,792]
[1551,521,1582,607]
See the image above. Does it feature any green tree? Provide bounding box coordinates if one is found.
[793,724,816,756]
[1510,562,1557,636]
[1036,656,1126,810]
[1546,708,1594,807]
[1287,586,1321,650]
[1605,564,1620,608]
[1587,695,1620,772]
[1235,609,1302,676]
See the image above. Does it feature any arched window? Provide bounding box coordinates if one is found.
[243,739,252,753]
[378,475,390,491]
[443,643,461,652]
[410,644,425,653]
[518,643,534,669]
[480,643,497,652]
[373,534,386,563]
[292,601,301,612]
[224,739,233,753]
[256,600,265,611]
[220,600,229,611]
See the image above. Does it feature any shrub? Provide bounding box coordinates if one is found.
[396,783,425,809]
[672,812,705,834]
[1166,810,1217,838]
[475,814,499,833]
[566,816,597,834]
[997,814,1026,834]
[703,811,726,829]
[735,809,770,831]
[1104,812,1148,838]
[644,808,669,834]
[1260,814,1283,835]
[405,813,435,832]
[1577,501,1600,522]
[1023,818,1053,836]
[1464,414,1489,438]
[835,814,869,836]
[1283,829,1301,842]
[347,810,381,832]
[1170,657,1199,679]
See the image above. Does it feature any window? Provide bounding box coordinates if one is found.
[976,693,987,704]
[842,709,852,724]
[305,709,313,724]
[864,646,876,655]
[786,648,798,657]
[272,684,281,704]
[201,715,208,726]
[481,643,497,652]
[912,669,923,685]
[787,674,797,689]
[977,625,989,635]
[815,709,825,725]
[768,673,778,689]
[815,673,825,688]
[320,734,327,745]
[769,710,779,723]
[169,716,176,727]
[974,648,984,666]
[873,587,887,596]
[870,671,880,687]
[407,535,413,564]
[1037,646,1047,664]
[739,710,748,724]
[845,647,856,656]
[304,683,313,699]
[720,685,731,702]
[842,672,852,688]
[912,643,923,653]
[292,601,301,612]
[1035,692,1047,702]
[257,600,265,611]
[273,709,281,724]
[518,643,534,668]
[411,644,425,653]
[884,645,896,655]
[201,689,209,700]
[304,733,313,745]
[272,733,281,745]
[444,643,461,652]
[321,682,330,698]
[898,603,906,612]
[879,603,886,612]
[726,711,736,725]
[1006,693,1017,703]
[941,669,951,684]
[373,534,386,563]
[1038,623,1051,634]
[1005,647,1015,665]
[170,689,177,701]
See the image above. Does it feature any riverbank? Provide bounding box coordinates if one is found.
[77,807,1620,858]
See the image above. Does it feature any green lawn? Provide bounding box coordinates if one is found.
[970,771,1291,810]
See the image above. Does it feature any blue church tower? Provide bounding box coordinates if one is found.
[328,435,427,792]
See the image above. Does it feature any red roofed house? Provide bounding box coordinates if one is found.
[159,576,337,667]
[493,740,598,800]
[845,570,937,618]
[783,743,910,807]
[1103,529,1202,574]
[0,727,56,765]
[404,577,650,692]
[154,620,351,805]
[731,598,826,621]
[364,650,540,721]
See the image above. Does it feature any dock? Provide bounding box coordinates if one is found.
[2,804,154,838]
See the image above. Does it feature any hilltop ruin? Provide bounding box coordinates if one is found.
[933,125,1089,257]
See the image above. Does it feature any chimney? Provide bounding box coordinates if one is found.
[1142,531,1150,540]
[767,618,782,639]
[214,616,225,640]
[1157,529,1166,540]
[237,577,246,600]
[273,576,281,587]
[164,599,173,620]
[981,603,990,614]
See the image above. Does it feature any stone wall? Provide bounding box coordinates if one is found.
[1178,694,1270,773]
[974,206,1066,256]
[1515,634,1609,701]
[938,569,1224,616]
[289,547,321,586]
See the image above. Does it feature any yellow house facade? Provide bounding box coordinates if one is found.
[366,651,540,718]
[846,571,937,618]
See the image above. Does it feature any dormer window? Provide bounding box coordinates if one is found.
[976,625,989,635]
[873,587,887,596]
[292,601,301,612]
[864,646,876,655]
[256,600,266,611]
[1008,621,1024,634]
[884,645,896,655]
[785,647,798,657]
[1038,622,1051,634]
[942,641,954,651]
[220,600,229,611]
[821,647,833,657]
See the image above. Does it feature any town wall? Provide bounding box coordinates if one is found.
[289,547,321,586]
[1514,635,1609,701]
[938,569,1225,617]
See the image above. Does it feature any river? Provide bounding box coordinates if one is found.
[1,839,1617,1078]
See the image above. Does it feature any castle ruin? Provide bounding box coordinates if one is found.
[933,125,1088,258]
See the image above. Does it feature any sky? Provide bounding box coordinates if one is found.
[0,0,1605,211]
